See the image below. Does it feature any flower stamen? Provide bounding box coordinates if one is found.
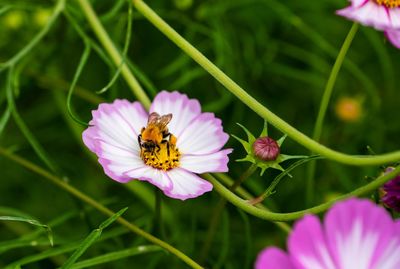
[375,0,400,8]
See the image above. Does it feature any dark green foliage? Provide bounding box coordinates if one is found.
[0,0,399,268]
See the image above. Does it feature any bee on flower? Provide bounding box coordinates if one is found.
[82,91,232,200]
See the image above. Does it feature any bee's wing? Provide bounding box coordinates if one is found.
[147,112,160,124]
[158,114,172,127]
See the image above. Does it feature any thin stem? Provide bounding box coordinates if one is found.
[96,0,133,94]
[306,23,359,205]
[0,147,203,269]
[132,0,400,166]
[203,165,400,221]
[75,0,151,109]
[66,42,91,126]
[199,164,257,263]
[256,156,324,204]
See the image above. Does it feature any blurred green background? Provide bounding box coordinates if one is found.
[1,0,399,268]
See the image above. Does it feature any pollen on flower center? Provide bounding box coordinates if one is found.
[375,0,400,8]
[140,135,181,171]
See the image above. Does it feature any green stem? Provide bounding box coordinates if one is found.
[306,23,359,205]
[0,147,203,269]
[203,166,400,221]
[75,0,151,109]
[132,0,400,165]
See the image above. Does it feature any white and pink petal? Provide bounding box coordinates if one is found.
[324,199,396,269]
[124,165,173,193]
[150,91,201,137]
[288,215,336,269]
[179,149,232,174]
[177,112,229,155]
[388,9,400,29]
[163,168,213,200]
[82,99,148,183]
[337,2,392,31]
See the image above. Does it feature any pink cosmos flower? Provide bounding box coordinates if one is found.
[82,91,232,200]
[337,0,400,48]
[255,198,400,269]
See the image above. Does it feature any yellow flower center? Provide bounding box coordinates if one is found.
[139,133,181,171]
[375,0,400,8]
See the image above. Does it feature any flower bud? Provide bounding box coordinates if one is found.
[381,167,400,212]
[252,136,280,161]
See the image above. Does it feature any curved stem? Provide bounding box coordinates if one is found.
[0,147,202,269]
[306,23,359,205]
[203,166,400,222]
[132,0,400,165]
[75,0,151,109]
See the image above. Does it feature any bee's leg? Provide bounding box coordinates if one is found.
[166,142,170,156]
[138,135,143,157]
[156,144,161,153]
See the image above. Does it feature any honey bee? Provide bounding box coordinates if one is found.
[138,112,175,157]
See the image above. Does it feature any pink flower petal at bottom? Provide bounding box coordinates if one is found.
[288,215,336,269]
[255,199,400,269]
[385,29,400,49]
[255,247,295,269]
[325,198,400,269]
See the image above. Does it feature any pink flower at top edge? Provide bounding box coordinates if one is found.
[82,91,232,200]
[337,0,400,48]
[255,198,400,269]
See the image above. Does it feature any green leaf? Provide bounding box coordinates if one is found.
[0,215,53,246]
